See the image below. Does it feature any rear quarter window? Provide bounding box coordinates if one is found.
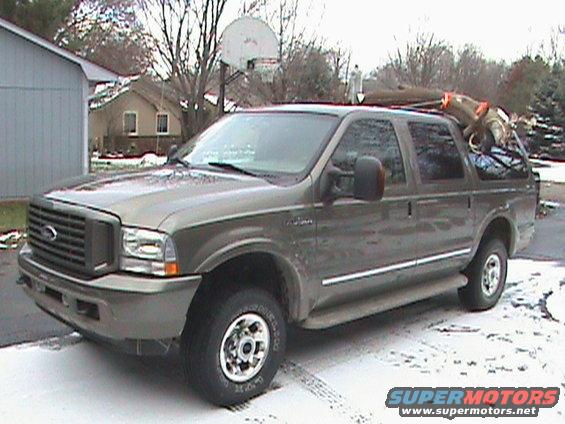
[469,144,529,180]
[408,121,464,182]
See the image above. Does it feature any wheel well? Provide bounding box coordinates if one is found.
[188,253,292,322]
[480,217,512,253]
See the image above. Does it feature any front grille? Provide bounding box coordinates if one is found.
[28,203,87,270]
[27,199,118,276]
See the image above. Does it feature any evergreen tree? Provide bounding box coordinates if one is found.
[0,0,77,40]
[56,0,153,75]
[0,0,153,75]
[498,56,549,115]
[528,63,565,156]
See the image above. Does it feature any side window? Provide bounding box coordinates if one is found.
[123,112,137,135]
[408,122,464,182]
[332,119,406,192]
[156,113,169,135]
[469,143,529,180]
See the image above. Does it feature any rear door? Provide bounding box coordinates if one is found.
[402,119,474,280]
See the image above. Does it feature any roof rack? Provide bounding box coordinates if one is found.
[387,104,448,116]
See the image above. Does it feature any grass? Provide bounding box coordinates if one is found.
[0,201,28,233]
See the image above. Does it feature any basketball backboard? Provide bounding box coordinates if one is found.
[220,16,278,73]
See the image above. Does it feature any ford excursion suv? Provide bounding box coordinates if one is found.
[18,105,536,405]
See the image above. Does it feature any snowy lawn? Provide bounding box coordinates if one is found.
[91,154,167,173]
[0,259,563,423]
[0,201,27,233]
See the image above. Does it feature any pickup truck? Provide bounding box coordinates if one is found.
[18,104,537,405]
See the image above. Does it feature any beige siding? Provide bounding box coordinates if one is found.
[89,91,182,150]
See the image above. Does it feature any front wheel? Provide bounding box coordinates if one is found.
[181,286,286,406]
[458,239,508,311]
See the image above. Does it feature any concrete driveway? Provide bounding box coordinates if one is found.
[0,248,69,347]
[0,258,563,423]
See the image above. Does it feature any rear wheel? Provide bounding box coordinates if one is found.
[181,286,286,406]
[458,239,507,311]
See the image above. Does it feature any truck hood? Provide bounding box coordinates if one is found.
[44,167,276,228]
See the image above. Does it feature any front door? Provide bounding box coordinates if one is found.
[313,115,417,310]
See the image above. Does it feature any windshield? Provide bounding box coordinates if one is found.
[177,112,338,177]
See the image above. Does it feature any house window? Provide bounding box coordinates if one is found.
[123,112,137,135]
[156,113,169,134]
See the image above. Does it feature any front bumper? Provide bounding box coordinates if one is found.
[18,244,202,354]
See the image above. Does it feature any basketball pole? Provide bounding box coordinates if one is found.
[218,61,227,117]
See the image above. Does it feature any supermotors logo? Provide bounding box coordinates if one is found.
[385,387,560,419]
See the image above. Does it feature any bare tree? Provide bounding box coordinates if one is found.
[388,32,453,89]
[327,44,351,101]
[543,25,565,65]
[58,0,154,75]
[251,0,314,102]
[452,45,507,103]
[242,0,348,103]
[140,0,228,139]
[370,34,508,104]
[241,0,305,61]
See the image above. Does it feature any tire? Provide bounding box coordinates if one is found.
[458,238,508,311]
[181,286,286,406]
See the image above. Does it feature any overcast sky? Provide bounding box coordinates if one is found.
[224,0,563,73]
[308,0,564,72]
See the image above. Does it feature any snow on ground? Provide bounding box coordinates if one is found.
[0,259,564,423]
[531,159,565,184]
[91,154,167,172]
[0,230,25,250]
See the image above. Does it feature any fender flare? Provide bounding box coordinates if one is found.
[194,238,311,322]
[473,209,518,258]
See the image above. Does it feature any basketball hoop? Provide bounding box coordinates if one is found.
[217,16,279,115]
[220,17,279,71]
[248,58,279,83]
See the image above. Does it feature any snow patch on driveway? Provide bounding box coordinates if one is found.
[545,285,565,323]
[532,159,565,184]
[0,259,564,423]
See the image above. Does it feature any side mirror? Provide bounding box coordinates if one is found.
[166,144,178,163]
[353,156,385,201]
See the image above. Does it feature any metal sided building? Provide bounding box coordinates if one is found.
[0,17,117,199]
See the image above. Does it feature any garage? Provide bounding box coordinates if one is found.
[0,17,117,199]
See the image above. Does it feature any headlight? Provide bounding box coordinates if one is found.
[120,227,179,276]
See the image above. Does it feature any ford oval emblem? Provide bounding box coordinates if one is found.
[40,225,57,242]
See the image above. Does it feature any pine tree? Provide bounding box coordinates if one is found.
[528,63,565,157]
[1,0,153,75]
[498,56,549,115]
[0,0,77,40]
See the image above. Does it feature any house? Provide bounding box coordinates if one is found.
[89,76,183,156]
[0,17,117,199]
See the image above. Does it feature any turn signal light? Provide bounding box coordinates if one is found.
[165,262,179,276]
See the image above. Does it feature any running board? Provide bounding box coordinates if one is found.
[301,274,468,329]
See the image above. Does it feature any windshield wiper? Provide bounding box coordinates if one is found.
[206,162,258,177]
[167,155,191,169]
